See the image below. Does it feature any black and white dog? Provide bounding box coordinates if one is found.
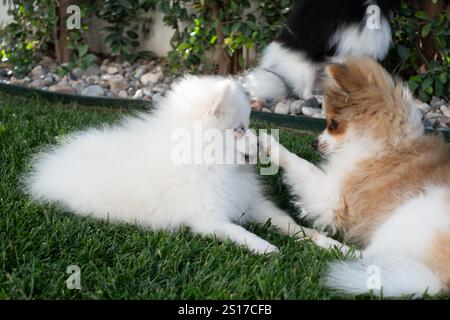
[244,0,400,103]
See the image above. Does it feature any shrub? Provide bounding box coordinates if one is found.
[385,0,449,102]
[0,0,448,101]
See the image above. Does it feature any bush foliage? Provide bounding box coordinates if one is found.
[0,0,448,101]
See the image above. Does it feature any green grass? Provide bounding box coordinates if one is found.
[0,92,443,300]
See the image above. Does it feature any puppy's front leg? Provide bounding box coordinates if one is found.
[304,232,364,258]
[259,133,340,230]
[189,219,279,254]
[259,132,326,184]
[247,198,320,238]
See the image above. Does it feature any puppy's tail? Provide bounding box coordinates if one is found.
[325,255,444,298]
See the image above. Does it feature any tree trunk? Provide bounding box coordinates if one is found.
[419,0,445,62]
[212,1,230,75]
[55,0,78,64]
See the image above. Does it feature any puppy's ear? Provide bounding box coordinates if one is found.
[326,63,364,95]
[206,80,233,117]
[326,58,390,95]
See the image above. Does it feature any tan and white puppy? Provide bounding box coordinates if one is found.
[253,58,449,297]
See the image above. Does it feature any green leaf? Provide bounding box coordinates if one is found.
[407,79,420,92]
[397,44,411,60]
[126,30,139,39]
[160,1,170,14]
[435,78,444,97]
[415,11,430,20]
[421,23,432,38]
[418,89,430,102]
[231,23,241,34]
[77,44,89,57]
[421,78,434,91]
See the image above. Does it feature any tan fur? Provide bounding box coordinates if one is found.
[321,58,450,290]
[426,231,450,290]
[325,59,417,144]
[322,58,450,245]
[339,135,450,244]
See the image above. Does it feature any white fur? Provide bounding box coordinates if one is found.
[244,12,393,103]
[330,17,392,63]
[315,187,449,297]
[253,90,449,296]
[243,42,318,101]
[325,255,443,297]
[25,75,316,254]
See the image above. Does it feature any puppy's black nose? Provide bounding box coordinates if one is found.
[312,139,319,151]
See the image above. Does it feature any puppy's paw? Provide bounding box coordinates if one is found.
[235,129,259,159]
[256,243,279,255]
[248,240,279,255]
[258,132,278,156]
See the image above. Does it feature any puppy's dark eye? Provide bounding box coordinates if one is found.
[330,119,339,130]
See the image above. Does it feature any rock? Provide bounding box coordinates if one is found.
[311,113,326,119]
[140,71,163,86]
[152,92,164,104]
[273,102,290,115]
[437,115,450,125]
[152,83,168,93]
[426,112,441,120]
[314,95,324,105]
[134,66,148,79]
[0,68,8,78]
[251,100,264,112]
[133,89,144,99]
[39,56,55,68]
[67,71,77,81]
[118,90,128,98]
[415,101,431,113]
[31,65,46,78]
[86,75,100,84]
[107,66,119,75]
[72,65,101,78]
[290,100,303,115]
[48,84,76,94]
[430,96,446,109]
[302,106,321,116]
[39,56,57,72]
[29,79,47,88]
[303,97,321,109]
[53,74,61,83]
[101,74,124,82]
[42,74,55,86]
[438,123,450,132]
[422,117,433,129]
[81,85,105,97]
[110,80,129,93]
[8,76,20,85]
[440,105,450,118]
[142,87,153,97]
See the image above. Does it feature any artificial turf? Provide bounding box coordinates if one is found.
[0,92,445,300]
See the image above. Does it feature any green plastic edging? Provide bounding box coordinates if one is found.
[1,81,449,141]
[0,82,150,109]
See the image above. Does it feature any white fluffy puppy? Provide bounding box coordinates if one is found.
[25,76,315,254]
